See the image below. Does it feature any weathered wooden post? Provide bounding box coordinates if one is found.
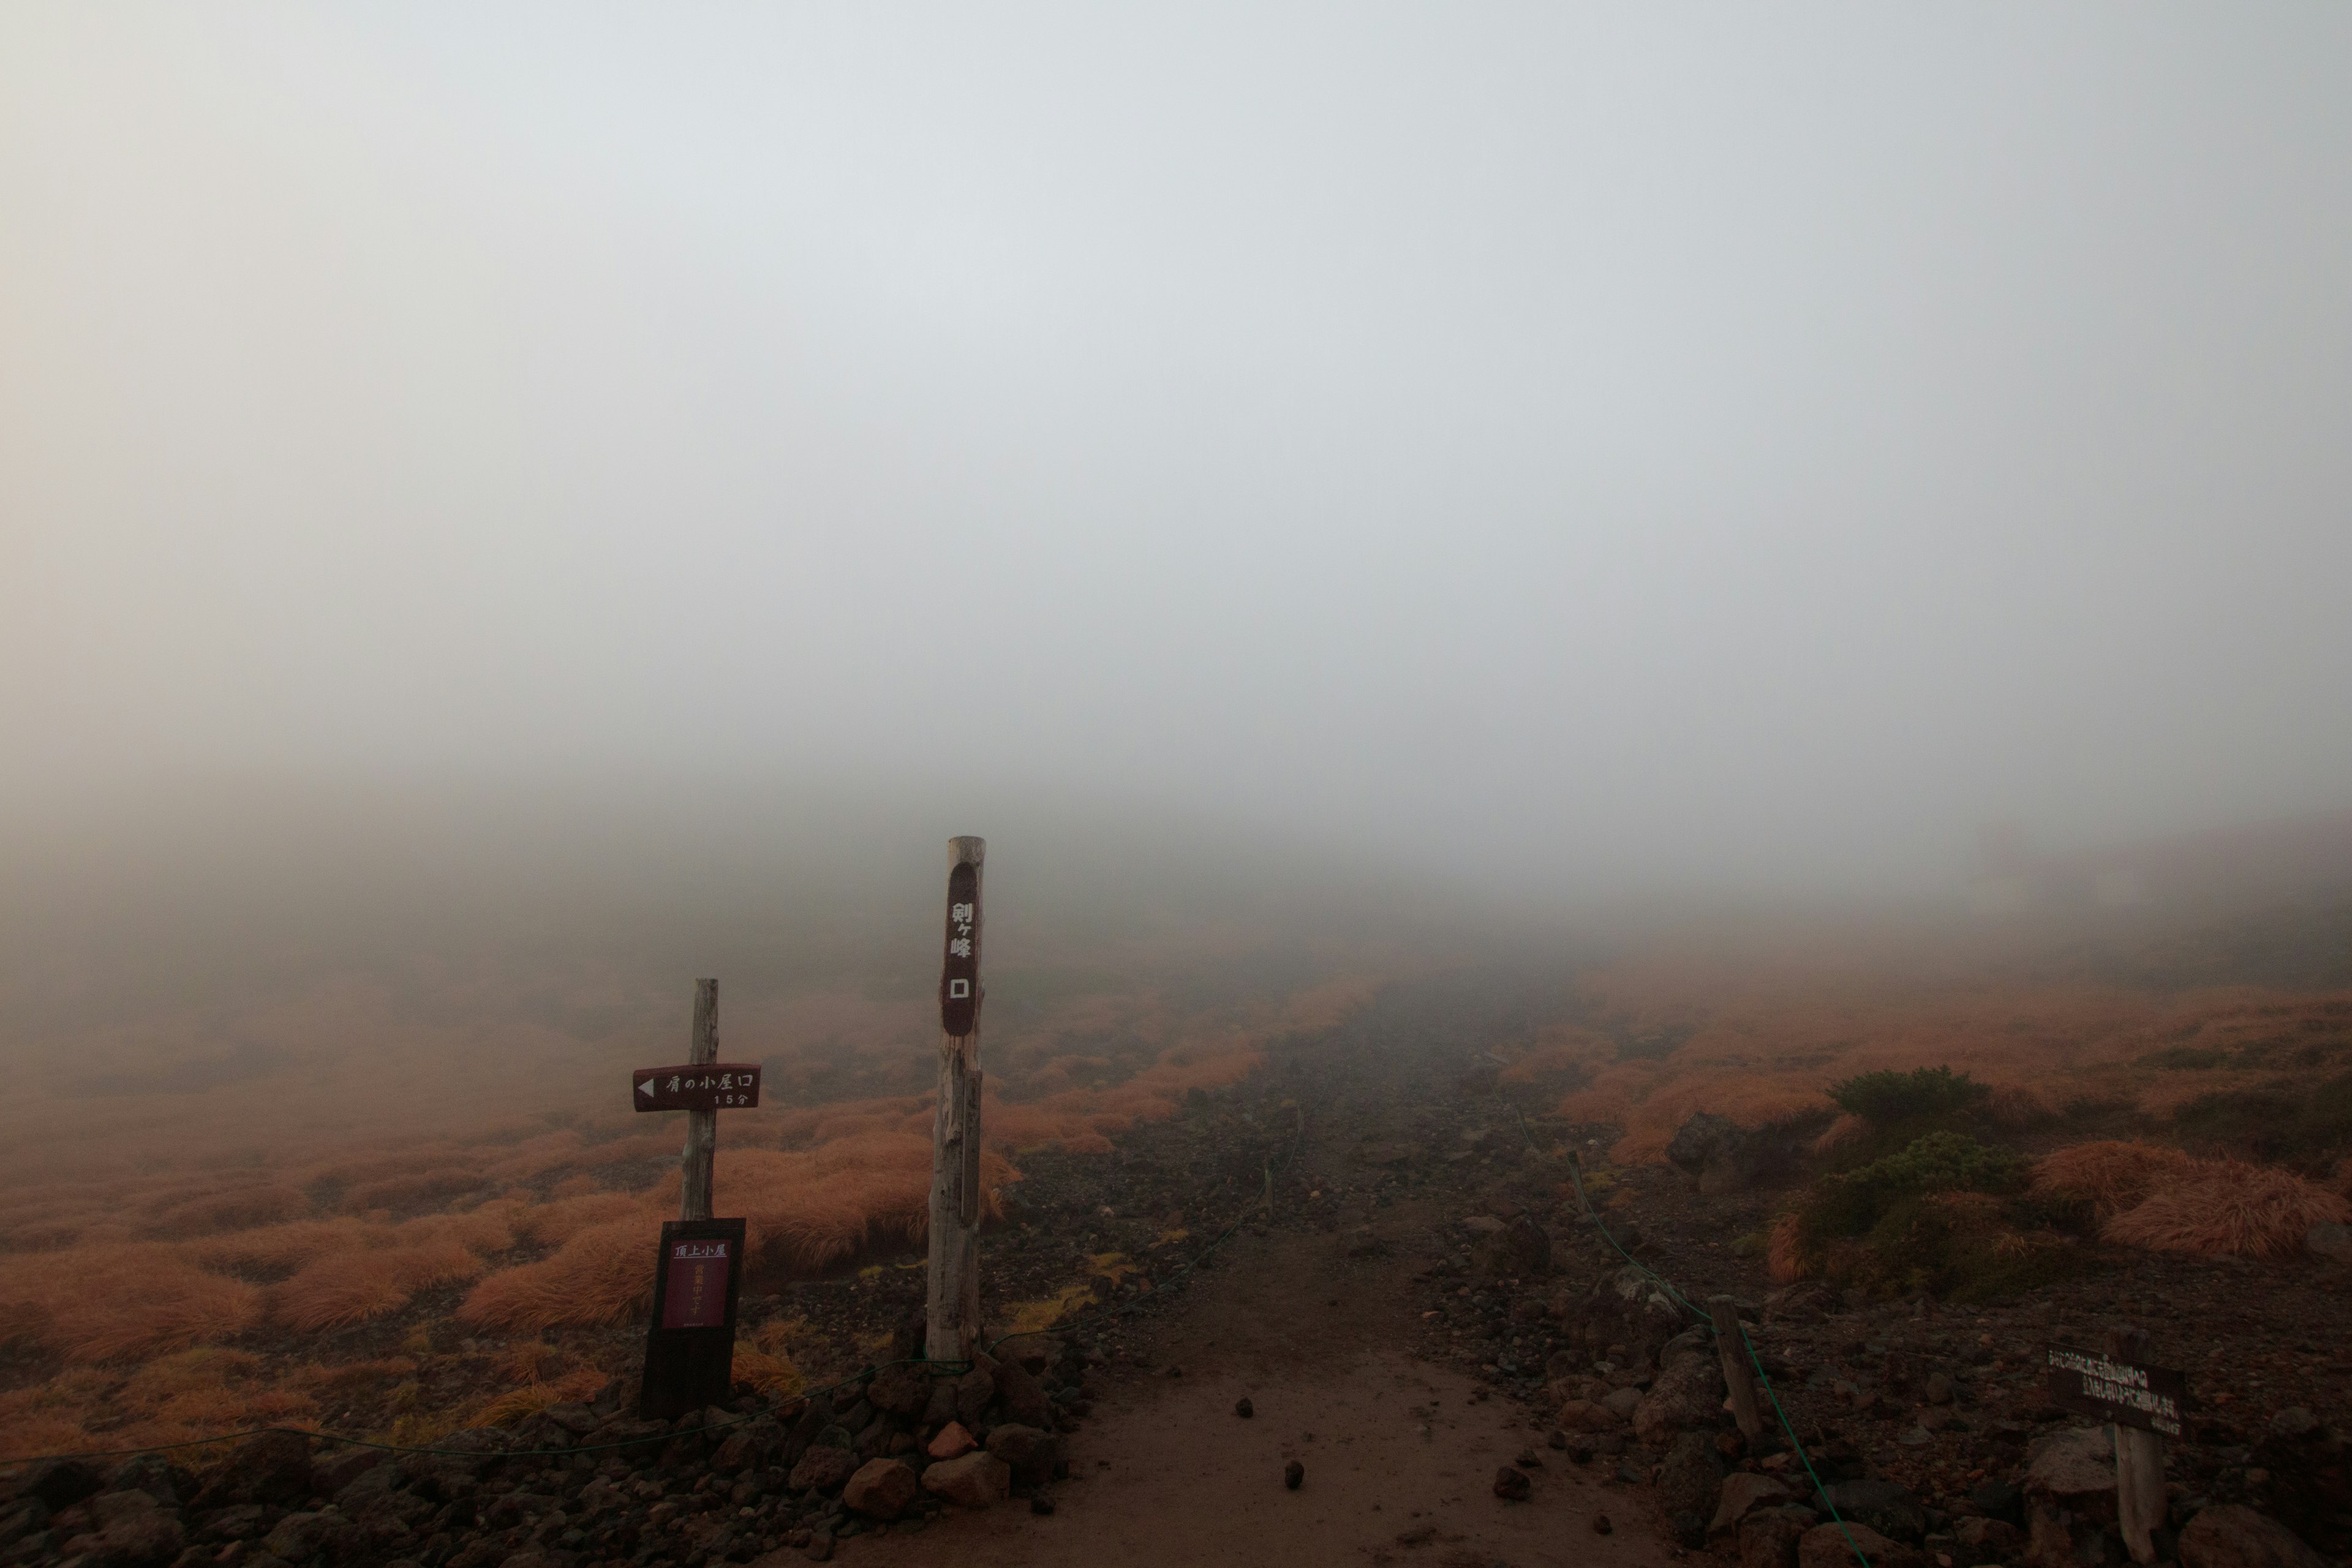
[680,978,719,1221]
[927,836,986,1363]
[1708,1296,1765,1442]
[2109,1329,2167,1566]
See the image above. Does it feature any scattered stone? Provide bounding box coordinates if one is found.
[2306,1223,2352,1265]
[1235,1397,1254,1419]
[1592,1513,1613,1536]
[1493,1466,1531,1502]
[843,1459,919,1521]
[2268,1408,2319,1441]
[1547,1430,1568,1450]
[1801,1522,1921,1568]
[2024,1425,2115,1502]
[189,1432,315,1511]
[1953,1517,2024,1566]
[1711,1474,1794,1536]
[926,1422,978,1460]
[1471,1214,1551,1278]
[992,1354,1057,1428]
[2179,1505,2329,1568]
[1924,1371,1954,1406]
[1031,1493,1055,1515]
[1284,1460,1304,1491]
[922,1452,1012,1509]
[985,1423,1058,1485]
[15,1460,104,1514]
[802,1528,834,1561]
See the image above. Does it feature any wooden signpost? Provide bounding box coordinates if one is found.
[634,979,760,1418]
[927,837,986,1362]
[2045,1330,2184,1565]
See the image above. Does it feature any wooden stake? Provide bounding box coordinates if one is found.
[927,837,986,1363]
[679,979,718,1223]
[1709,1297,1765,1442]
[2109,1328,2166,1565]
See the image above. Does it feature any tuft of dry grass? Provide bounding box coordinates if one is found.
[2102,1163,2351,1260]
[475,1367,609,1427]
[273,1237,489,1331]
[2030,1141,2203,1218]
[1765,1210,1808,1283]
[459,1215,665,1330]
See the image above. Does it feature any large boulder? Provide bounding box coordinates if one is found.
[1556,1399,1623,1433]
[2023,1426,2117,1568]
[1657,1432,1726,1547]
[189,1431,315,1511]
[1801,1522,1922,1568]
[1633,1356,1726,1446]
[842,1460,919,1521]
[1712,1474,1795,1537]
[983,1423,1059,1485]
[1741,1507,1817,1568]
[990,1354,1057,1429]
[2178,1506,2328,1568]
[57,1490,184,1568]
[787,1446,859,1495]
[1953,1517,2026,1567]
[865,1363,931,1417]
[1471,1215,1551,1279]
[921,1451,1011,1509]
[1819,1479,1929,1543]
[15,1459,105,1513]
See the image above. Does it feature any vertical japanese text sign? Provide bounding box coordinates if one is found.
[639,1217,747,1420]
[940,855,982,1038]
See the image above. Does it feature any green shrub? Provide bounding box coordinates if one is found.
[1827,1066,1991,1128]
[1798,1131,2029,1245]
[1793,1131,2062,1302]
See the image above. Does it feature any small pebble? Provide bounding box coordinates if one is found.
[1031,1493,1055,1515]
[1235,1396,1254,1419]
[1547,1430,1568,1450]
[1592,1513,1613,1536]
[1515,1447,1542,1469]
[1284,1460,1305,1490]
[1493,1465,1531,1502]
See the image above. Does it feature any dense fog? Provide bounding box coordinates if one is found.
[6,4,2351,1009]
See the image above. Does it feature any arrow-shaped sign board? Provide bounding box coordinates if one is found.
[631,1063,762,1113]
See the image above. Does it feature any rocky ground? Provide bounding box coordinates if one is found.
[6,967,2348,1568]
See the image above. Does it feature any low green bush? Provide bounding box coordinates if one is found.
[1827,1065,1991,1128]
[1793,1131,2061,1300]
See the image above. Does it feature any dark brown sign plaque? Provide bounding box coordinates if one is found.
[2045,1345,2187,1437]
[940,861,982,1038]
[640,1218,748,1420]
[633,1063,763,1113]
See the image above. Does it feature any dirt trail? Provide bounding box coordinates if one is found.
[858,970,1673,1566]
[856,1227,1672,1567]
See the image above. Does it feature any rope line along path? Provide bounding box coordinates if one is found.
[1506,1098,1873,1568]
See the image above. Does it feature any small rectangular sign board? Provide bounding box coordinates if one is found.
[2045,1346,2187,1437]
[940,860,981,1038]
[633,1063,762,1112]
[640,1218,747,1420]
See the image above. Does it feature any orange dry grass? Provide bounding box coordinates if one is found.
[2030,1142,2203,1218]
[1766,1212,1808,1283]
[273,1237,489,1330]
[2102,1164,2351,1260]
[0,1246,265,1362]
[459,1215,666,1330]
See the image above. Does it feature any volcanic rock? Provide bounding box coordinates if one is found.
[1492,1466,1530,1502]
[926,1422,977,1460]
[1657,1431,1727,1547]
[866,1363,931,1417]
[1711,1474,1794,1536]
[842,1460,919,1521]
[1740,1506,1815,1568]
[1634,1356,1727,1446]
[1284,1461,1304,1490]
[190,1432,315,1511]
[2179,1506,2328,1568]
[1801,1523,1922,1568]
[788,1446,859,1495]
[922,1452,1011,1509]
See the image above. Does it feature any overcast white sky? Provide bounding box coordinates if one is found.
[4,5,2348,898]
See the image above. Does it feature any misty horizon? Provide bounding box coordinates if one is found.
[7,5,2352,913]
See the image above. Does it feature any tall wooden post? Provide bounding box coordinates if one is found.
[679,979,719,1222]
[1709,1297,1765,1442]
[927,837,986,1362]
[2109,1328,2166,1565]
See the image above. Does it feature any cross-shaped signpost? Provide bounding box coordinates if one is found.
[632,978,763,1418]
